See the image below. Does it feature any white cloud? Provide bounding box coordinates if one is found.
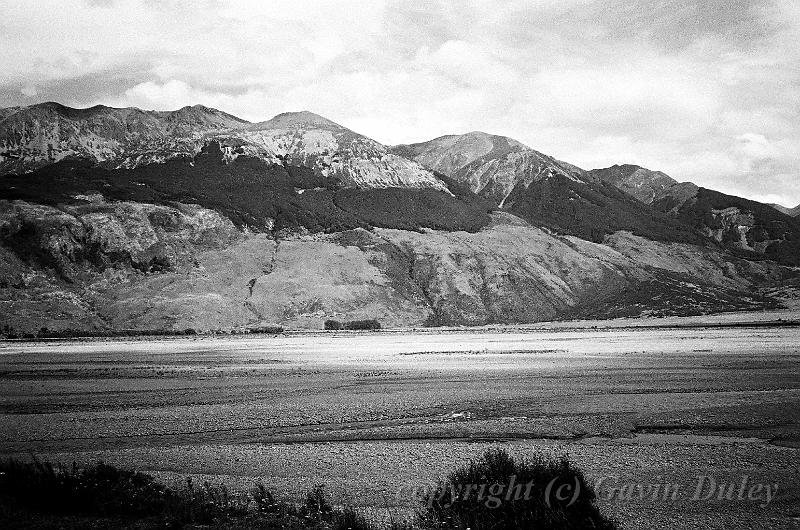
[20,85,38,97]
[735,133,781,161]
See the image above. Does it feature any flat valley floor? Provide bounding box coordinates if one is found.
[1,321,799,529]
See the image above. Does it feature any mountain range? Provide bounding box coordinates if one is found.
[1,102,798,332]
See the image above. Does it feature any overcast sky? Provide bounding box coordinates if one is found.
[1,0,798,206]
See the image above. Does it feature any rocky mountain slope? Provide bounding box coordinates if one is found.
[652,186,800,266]
[407,131,800,267]
[1,103,446,191]
[1,102,798,332]
[587,164,678,204]
[0,102,248,174]
[0,202,787,332]
[233,111,447,190]
[397,132,704,245]
[585,163,800,266]
[393,132,585,206]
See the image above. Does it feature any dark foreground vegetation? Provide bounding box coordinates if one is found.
[420,449,617,530]
[0,142,493,234]
[0,451,617,529]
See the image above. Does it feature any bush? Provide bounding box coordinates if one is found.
[324,319,343,330]
[344,319,381,331]
[0,459,385,529]
[325,319,381,331]
[0,455,617,529]
[304,484,332,517]
[247,326,284,334]
[0,459,174,518]
[332,506,374,530]
[419,448,617,530]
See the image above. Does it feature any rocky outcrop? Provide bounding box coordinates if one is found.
[0,198,239,283]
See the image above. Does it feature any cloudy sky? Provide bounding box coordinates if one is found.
[1,0,798,206]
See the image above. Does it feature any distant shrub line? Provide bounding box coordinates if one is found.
[324,319,382,331]
[0,324,284,341]
[0,450,618,529]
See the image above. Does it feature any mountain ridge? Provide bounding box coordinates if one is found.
[393,131,588,208]
[396,132,708,245]
[0,102,448,191]
[1,101,798,332]
[400,130,800,265]
[0,101,250,175]
[585,163,800,266]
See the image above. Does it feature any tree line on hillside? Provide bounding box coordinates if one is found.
[0,142,494,235]
[0,324,284,340]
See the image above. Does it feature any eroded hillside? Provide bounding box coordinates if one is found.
[0,200,788,332]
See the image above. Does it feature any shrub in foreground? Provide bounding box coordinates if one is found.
[0,453,617,529]
[0,460,367,529]
[419,448,617,530]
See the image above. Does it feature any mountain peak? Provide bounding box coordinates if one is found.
[259,110,344,130]
[588,164,678,204]
[393,131,584,206]
[26,101,119,120]
[460,130,497,140]
[167,105,249,128]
